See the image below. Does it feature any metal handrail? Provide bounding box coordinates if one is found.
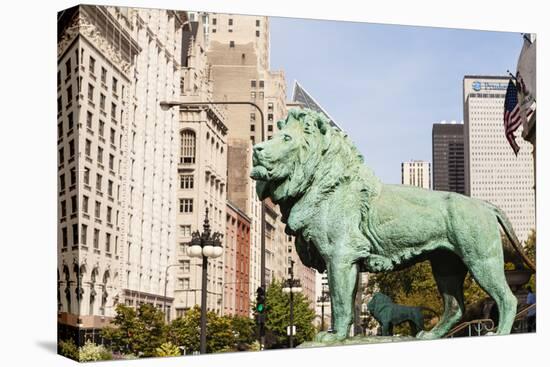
[515,303,536,320]
[445,318,495,338]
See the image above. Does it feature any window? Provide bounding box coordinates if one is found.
[228,18,233,26]
[110,128,116,144]
[181,260,190,272]
[112,77,118,93]
[268,113,274,122]
[95,201,101,218]
[89,56,95,74]
[72,223,78,246]
[108,180,113,196]
[59,174,65,191]
[256,30,260,37]
[101,67,107,84]
[57,97,62,114]
[268,125,273,132]
[251,91,256,99]
[229,41,235,48]
[250,113,256,122]
[179,199,193,213]
[60,200,67,218]
[69,140,75,157]
[70,167,76,186]
[58,147,64,164]
[178,277,190,289]
[107,206,112,223]
[250,124,255,132]
[57,71,61,88]
[62,227,68,247]
[256,19,260,27]
[96,174,102,191]
[259,91,264,99]
[180,130,196,164]
[105,233,111,252]
[66,86,72,104]
[84,168,90,185]
[93,229,100,249]
[58,122,63,138]
[251,80,256,88]
[180,175,194,189]
[86,111,93,129]
[109,154,114,170]
[85,140,91,156]
[65,59,71,78]
[212,18,217,25]
[81,224,88,245]
[97,146,103,164]
[83,195,89,213]
[100,94,106,111]
[111,103,117,120]
[267,102,273,111]
[180,225,191,237]
[88,83,94,102]
[259,80,264,88]
[67,112,74,130]
[71,195,77,213]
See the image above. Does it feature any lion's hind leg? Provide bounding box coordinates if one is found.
[417,252,467,339]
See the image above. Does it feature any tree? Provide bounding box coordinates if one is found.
[78,341,113,362]
[168,306,240,354]
[101,303,167,357]
[58,339,79,361]
[263,280,316,348]
[231,315,256,347]
[524,229,536,291]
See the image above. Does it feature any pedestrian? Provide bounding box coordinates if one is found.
[526,286,536,332]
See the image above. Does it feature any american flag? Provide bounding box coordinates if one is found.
[503,79,521,155]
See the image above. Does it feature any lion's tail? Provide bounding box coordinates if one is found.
[420,307,439,319]
[488,203,536,272]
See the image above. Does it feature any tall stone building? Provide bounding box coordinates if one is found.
[432,122,465,194]
[463,75,535,242]
[57,5,183,342]
[172,15,228,317]
[401,160,431,189]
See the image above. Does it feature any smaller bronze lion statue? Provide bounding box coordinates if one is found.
[367,293,435,336]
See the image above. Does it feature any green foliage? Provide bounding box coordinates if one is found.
[168,306,255,353]
[524,229,536,291]
[154,342,181,357]
[58,339,79,361]
[101,303,167,357]
[263,280,316,348]
[367,260,487,334]
[78,341,112,362]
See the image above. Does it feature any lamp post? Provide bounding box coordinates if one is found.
[317,281,330,332]
[187,208,224,354]
[282,258,302,348]
[160,99,268,346]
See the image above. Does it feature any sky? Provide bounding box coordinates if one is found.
[269,17,524,184]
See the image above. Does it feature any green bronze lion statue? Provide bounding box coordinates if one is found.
[367,293,434,336]
[250,108,535,342]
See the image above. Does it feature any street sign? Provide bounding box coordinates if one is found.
[286,325,296,336]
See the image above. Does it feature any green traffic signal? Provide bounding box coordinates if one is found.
[257,303,264,313]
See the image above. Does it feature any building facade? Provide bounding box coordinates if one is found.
[173,16,228,318]
[401,160,431,189]
[432,122,465,194]
[57,5,183,343]
[463,75,535,242]
[224,201,252,316]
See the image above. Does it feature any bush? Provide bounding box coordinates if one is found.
[154,342,181,357]
[58,339,79,361]
[78,341,112,362]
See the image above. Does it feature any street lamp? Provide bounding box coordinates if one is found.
[160,99,268,347]
[282,258,302,348]
[187,208,224,354]
[317,280,330,332]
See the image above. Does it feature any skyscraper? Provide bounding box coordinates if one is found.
[401,161,431,189]
[463,75,535,242]
[291,81,342,131]
[432,122,465,194]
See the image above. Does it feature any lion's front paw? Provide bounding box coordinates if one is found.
[315,331,347,343]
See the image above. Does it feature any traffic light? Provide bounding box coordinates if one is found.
[256,286,266,314]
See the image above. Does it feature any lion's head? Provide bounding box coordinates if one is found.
[367,292,393,315]
[250,109,332,204]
